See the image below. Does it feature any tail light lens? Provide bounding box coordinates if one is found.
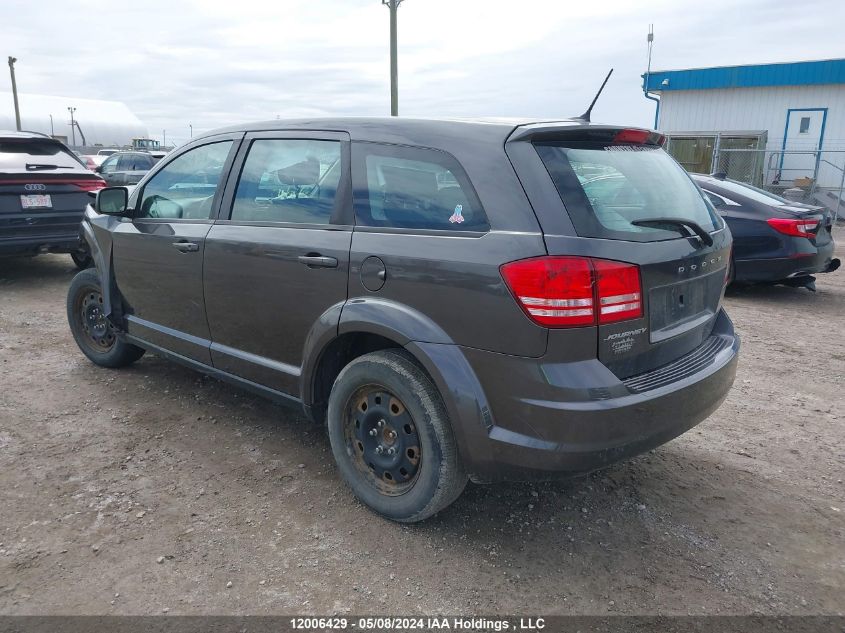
[501,256,642,328]
[72,179,107,192]
[593,259,644,323]
[767,217,819,238]
[612,128,665,146]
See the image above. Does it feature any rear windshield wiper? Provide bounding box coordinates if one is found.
[632,217,714,246]
[26,163,74,171]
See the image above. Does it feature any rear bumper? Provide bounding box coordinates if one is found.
[416,309,739,482]
[0,233,82,256]
[735,239,836,282]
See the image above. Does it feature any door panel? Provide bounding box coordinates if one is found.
[111,137,240,364]
[113,221,213,361]
[204,225,352,393]
[203,132,352,395]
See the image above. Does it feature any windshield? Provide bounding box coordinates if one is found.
[535,142,721,242]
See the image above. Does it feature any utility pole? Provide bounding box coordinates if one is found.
[67,106,77,146]
[163,129,166,147]
[189,123,193,138]
[382,0,404,116]
[49,114,54,136]
[643,24,660,129]
[8,56,21,131]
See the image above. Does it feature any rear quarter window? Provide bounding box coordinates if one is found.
[535,141,720,242]
[353,142,488,232]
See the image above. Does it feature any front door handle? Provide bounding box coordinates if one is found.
[298,254,338,268]
[172,241,199,253]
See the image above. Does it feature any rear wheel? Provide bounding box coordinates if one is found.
[326,349,467,522]
[67,268,145,368]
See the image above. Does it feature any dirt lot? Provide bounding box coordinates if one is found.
[1,237,843,616]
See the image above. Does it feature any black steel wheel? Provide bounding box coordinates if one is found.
[344,385,422,496]
[76,287,116,353]
[327,349,467,522]
[67,268,145,368]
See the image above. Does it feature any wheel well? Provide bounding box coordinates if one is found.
[310,332,403,424]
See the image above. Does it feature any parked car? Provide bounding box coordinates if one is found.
[67,118,739,521]
[692,174,840,289]
[1,130,106,268]
[80,151,121,170]
[95,151,157,186]
[79,155,99,171]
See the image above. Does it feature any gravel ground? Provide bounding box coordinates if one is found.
[0,236,843,616]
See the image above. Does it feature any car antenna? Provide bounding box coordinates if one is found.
[577,68,614,123]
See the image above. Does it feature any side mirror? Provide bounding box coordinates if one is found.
[95,187,129,216]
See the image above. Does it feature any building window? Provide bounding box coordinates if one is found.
[799,117,811,134]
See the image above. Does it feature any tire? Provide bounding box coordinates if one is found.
[70,249,93,270]
[67,268,145,368]
[326,349,467,522]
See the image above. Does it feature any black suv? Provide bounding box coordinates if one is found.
[67,118,740,522]
[1,130,106,267]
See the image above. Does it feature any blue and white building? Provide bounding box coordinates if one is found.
[643,58,845,193]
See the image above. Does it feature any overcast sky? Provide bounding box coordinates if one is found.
[3,0,844,146]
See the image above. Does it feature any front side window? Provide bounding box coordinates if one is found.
[230,139,341,224]
[137,141,232,220]
[99,155,119,174]
[535,141,720,242]
[354,143,488,231]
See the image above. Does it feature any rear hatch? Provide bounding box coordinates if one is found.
[0,136,105,245]
[506,125,731,379]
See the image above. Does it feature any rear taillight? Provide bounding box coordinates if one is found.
[612,129,666,146]
[593,259,644,323]
[72,179,107,192]
[767,217,819,238]
[501,256,643,328]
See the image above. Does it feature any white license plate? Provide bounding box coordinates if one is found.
[20,194,52,209]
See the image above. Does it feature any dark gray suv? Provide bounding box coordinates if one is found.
[67,118,739,522]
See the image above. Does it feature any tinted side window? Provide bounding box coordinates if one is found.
[137,141,233,220]
[230,139,341,225]
[117,154,138,171]
[99,155,119,174]
[354,143,488,231]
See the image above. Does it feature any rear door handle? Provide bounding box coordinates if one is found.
[298,254,338,268]
[172,241,199,253]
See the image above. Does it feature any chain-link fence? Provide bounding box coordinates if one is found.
[711,148,845,220]
[664,134,845,221]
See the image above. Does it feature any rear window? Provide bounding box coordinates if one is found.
[706,178,791,206]
[353,143,488,232]
[0,139,83,171]
[535,140,720,242]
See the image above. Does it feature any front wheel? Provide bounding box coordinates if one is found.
[67,268,145,368]
[326,350,467,522]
